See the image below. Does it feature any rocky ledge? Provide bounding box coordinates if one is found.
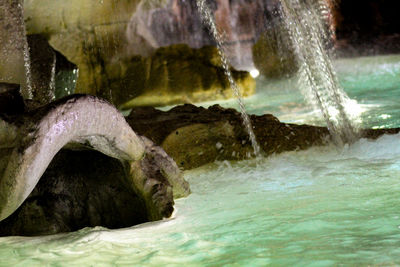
[127,104,400,170]
[1,87,399,236]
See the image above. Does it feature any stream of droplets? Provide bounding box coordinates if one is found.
[278,0,360,145]
[17,1,33,100]
[196,0,261,157]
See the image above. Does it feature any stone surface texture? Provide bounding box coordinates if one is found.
[0,94,189,236]
[110,44,255,109]
[0,0,30,98]
[0,149,148,236]
[21,0,260,103]
[0,135,189,236]
[127,104,400,170]
[0,94,145,221]
[252,26,297,78]
[27,34,56,105]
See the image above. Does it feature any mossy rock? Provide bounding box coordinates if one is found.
[107,44,255,109]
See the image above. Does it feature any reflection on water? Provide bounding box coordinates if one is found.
[1,55,400,266]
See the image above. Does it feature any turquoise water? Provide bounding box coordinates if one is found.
[200,54,400,129]
[1,55,400,266]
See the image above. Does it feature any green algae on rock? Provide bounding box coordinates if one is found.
[126,104,400,170]
[109,45,255,109]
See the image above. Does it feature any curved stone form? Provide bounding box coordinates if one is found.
[127,136,190,221]
[0,94,146,221]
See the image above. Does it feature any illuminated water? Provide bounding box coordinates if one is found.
[1,55,400,265]
[203,54,400,129]
[279,0,359,144]
[18,2,33,100]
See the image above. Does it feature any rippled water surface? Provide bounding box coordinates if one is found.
[1,55,400,266]
[207,54,400,129]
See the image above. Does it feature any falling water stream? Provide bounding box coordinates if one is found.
[1,1,400,265]
[278,0,360,145]
[196,0,361,148]
[196,0,261,157]
[1,54,400,265]
[17,1,33,100]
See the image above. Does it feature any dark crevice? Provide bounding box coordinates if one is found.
[0,149,149,236]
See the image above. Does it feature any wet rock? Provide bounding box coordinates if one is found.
[126,104,400,170]
[252,27,298,78]
[22,0,261,100]
[0,0,30,98]
[128,137,185,221]
[24,0,142,96]
[0,1,77,104]
[126,0,268,70]
[0,94,189,236]
[107,44,255,108]
[0,136,189,237]
[27,34,56,105]
[126,104,327,169]
[0,150,148,236]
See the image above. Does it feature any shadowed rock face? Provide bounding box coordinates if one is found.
[127,104,400,170]
[0,150,148,236]
[0,139,189,236]
[0,0,29,96]
[0,92,190,236]
[0,94,145,221]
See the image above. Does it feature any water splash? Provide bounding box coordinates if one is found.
[278,0,360,145]
[196,0,261,156]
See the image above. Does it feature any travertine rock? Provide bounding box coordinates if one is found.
[0,93,189,236]
[127,104,400,169]
[111,45,255,109]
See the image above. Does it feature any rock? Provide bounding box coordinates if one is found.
[126,104,327,169]
[0,94,145,221]
[24,0,142,96]
[139,136,190,199]
[21,0,264,101]
[0,135,189,236]
[0,149,148,236]
[128,137,187,221]
[0,83,20,94]
[27,34,57,105]
[107,44,255,109]
[0,94,190,235]
[252,26,298,79]
[126,104,400,170]
[126,0,267,70]
[0,0,31,98]
[0,85,20,153]
[0,2,78,104]
[126,0,211,57]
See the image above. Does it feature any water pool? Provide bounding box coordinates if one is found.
[1,54,400,266]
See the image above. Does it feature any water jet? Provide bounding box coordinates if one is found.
[0,0,399,265]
